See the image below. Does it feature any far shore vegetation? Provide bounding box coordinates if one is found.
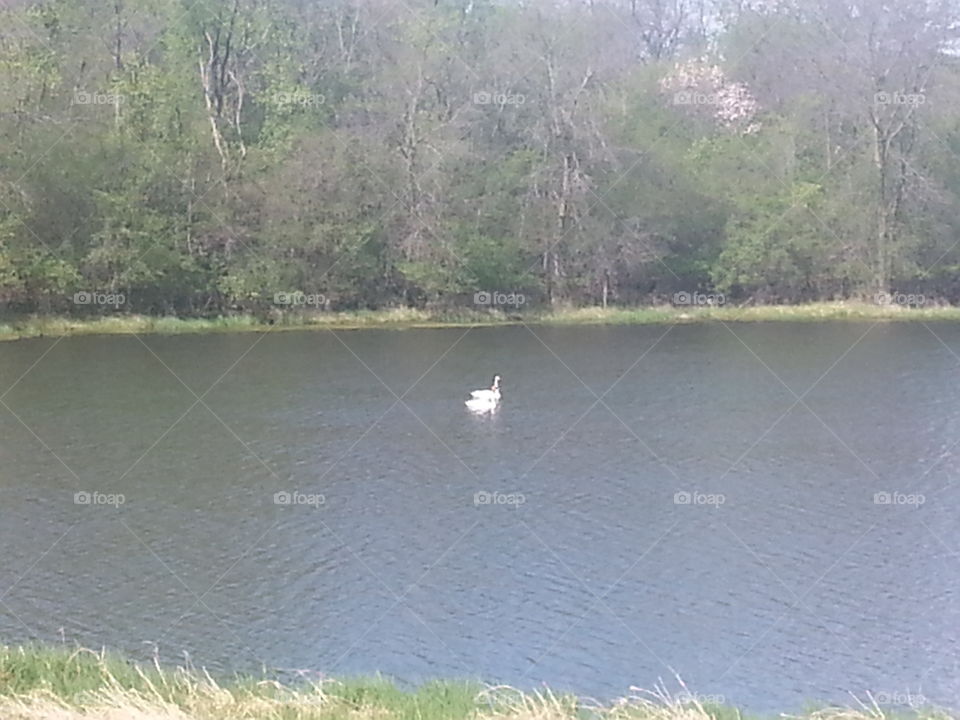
[2,302,960,342]
[0,643,947,720]
[4,0,960,332]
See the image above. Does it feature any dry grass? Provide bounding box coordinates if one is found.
[0,679,705,720]
[0,664,329,719]
[0,679,947,720]
[0,649,951,720]
[3,301,959,341]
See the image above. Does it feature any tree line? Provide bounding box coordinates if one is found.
[2,0,960,317]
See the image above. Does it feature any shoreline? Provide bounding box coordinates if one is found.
[2,302,959,342]
[0,643,943,720]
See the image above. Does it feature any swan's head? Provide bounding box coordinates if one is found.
[492,374,501,389]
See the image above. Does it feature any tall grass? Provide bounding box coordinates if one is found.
[0,645,949,720]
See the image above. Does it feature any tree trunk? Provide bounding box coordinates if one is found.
[548,153,573,307]
[873,123,890,293]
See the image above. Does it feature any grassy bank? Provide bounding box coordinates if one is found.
[2,302,960,342]
[0,644,947,720]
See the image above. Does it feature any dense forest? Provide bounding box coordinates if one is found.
[1,0,960,317]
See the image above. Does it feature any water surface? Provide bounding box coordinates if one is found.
[1,322,958,711]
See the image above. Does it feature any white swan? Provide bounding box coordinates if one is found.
[465,375,501,411]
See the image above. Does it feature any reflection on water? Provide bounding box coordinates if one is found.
[2,322,960,712]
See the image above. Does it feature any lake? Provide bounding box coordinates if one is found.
[1,322,958,712]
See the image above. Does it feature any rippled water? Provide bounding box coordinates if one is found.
[2,323,959,712]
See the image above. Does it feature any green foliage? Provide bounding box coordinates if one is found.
[457,232,533,291]
[713,182,825,300]
[1,0,960,317]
